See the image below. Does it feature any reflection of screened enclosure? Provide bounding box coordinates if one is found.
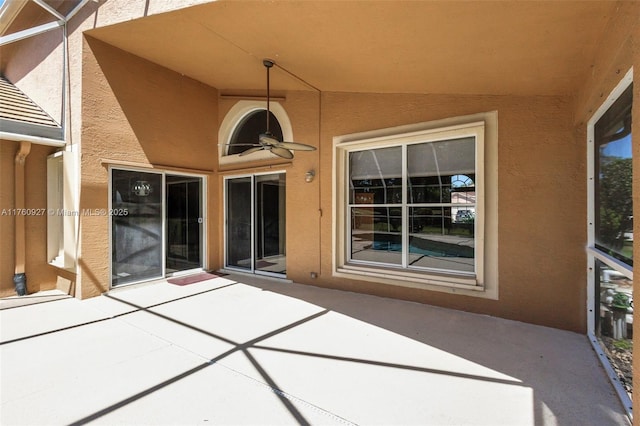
[348,137,476,274]
[111,170,163,286]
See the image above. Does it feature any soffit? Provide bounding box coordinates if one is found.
[85,0,617,96]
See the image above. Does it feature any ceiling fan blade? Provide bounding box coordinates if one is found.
[259,135,280,146]
[239,146,265,156]
[276,141,317,151]
[221,143,261,147]
[270,146,294,159]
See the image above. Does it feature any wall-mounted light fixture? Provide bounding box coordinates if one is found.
[132,180,153,196]
[305,170,315,183]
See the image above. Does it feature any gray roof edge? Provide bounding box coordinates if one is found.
[0,118,64,142]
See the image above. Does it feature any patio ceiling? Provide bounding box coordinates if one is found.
[87,1,616,96]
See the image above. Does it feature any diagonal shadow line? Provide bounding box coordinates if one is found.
[243,349,310,426]
[252,345,525,387]
[0,282,237,346]
[238,310,329,349]
[66,309,329,425]
[103,290,241,346]
[68,344,243,426]
[67,360,212,426]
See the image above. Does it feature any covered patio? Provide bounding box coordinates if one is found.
[0,274,629,425]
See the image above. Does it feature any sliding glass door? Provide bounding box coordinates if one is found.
[225,172,286,276]
[166,176,203,273]
[226,177,252,270]
[111,169,204,287]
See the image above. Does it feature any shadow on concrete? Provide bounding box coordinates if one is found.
[234,274,629,426]
[2,275,628,425]
[67,290,328,426]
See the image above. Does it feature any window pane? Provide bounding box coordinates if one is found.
[226,177,252,269]
[349,147,402,204]
[409,207,474,273]
[256,173,286,274]
[351,206,402,265]
[594,260,633,397]
[111,170,163,286]
[595,84,633,266]
[228,110,283,155]
[408,138,475,203]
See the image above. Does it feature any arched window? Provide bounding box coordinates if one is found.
[218,100,294,165]
[451,174,474,188]
[227,110,283,155]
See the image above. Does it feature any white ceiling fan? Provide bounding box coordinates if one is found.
[232,59,317,159]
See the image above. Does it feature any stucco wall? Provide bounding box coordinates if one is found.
[216,90,583,331]
[80,36,218,298]
[216,89,584,330]
[295,92,583,332]
[1,28,65,125]
[0,141,58,297]
[167,65,585,333]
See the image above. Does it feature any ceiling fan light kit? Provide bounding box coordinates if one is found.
[230,59,317,159]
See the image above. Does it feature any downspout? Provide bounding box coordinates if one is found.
[61,20,67,143]
[13,141,31,296]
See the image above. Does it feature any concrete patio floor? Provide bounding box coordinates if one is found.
[0,273,630,425]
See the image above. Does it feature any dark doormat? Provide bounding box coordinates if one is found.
[167,272,227,286]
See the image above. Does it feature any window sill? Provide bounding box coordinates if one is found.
[49,259,74,272]
[335,263,484,293]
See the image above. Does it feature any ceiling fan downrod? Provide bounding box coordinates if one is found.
[263,59,275,135]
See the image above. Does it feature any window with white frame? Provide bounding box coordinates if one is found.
[587,69,633,411]
[333,113,498,297]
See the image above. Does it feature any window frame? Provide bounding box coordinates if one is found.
[333,112,498,298]
[586,67,633,417]
[107,165,208,289]
[587,68,634,327]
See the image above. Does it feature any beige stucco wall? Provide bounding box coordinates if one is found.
[85,46,585,333]
[216,89,582,331]
[1,28,64,126]
[79,36,219,298]
[311,92,583,332]
[0,141,58,297]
